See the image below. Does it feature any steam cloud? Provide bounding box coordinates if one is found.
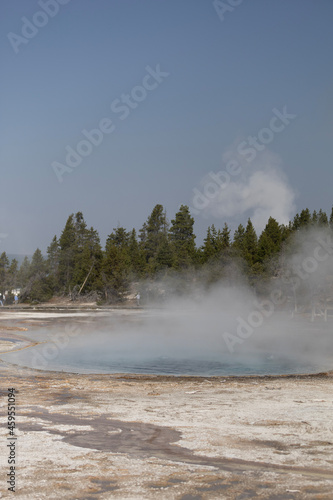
[199,149,296,232]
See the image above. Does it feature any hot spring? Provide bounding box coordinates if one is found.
[1,309,332,376]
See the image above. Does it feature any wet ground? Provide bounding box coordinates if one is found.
[0,309,332,499]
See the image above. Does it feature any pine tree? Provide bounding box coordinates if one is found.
[257,232,274,263]
[0,252,9,294]
[17,257,31,288]
[58,214,77,290]
[29,248,44,278]
[108,226,130,248]
[46,236,60,291]
[74,211,88,249]
[329,207,333,230]
[243,219,258,266]
[263,217,282,250]
[76,227,103,293]
[318,209,328,226]
[155,234,174,269]
[281,224,291,242]
[71,212,90,291]
[292,213,300,231]
[102,232,131,302]
[58,212,103,295]
[140,204,170,272]
[169,205,195,268]
[138,222,148,246]
[219,223,231,250]
[299,208,311,228]
[202,226,216,263]
[21,249,53,303]
[201,223,230,264]
[233,224,245,253]
[257,217,283,263]
[7,259,18,293]
[128,229,146,276]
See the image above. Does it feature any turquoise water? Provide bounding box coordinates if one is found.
[2,336,331,376]
[1,314,332,376]
[31,355,327,376]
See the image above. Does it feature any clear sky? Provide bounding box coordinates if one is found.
[1,0,333,255]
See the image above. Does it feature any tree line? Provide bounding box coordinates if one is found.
[0,205,332,304]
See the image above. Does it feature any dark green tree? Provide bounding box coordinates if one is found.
[292,213,300,231]
[318,209,328,226]
[0,252,9,294]
[232,224,246,253]
[128,229,146,276]
[257,217,282,262]
[46,236,60,291]
[7,259,18,292]
[169,205,195,268]
[76,227,103,294]
[243,219,258,266]
[140,204,170,272]
[57,212,102,295]
[58,214,77,290]
[329,207,333,230]
[201,224,230,263]
[20,249,53,303]
[108,226,130,248]
[29,248,45,277]
[17,257,31,288]
[299,208,311,228]
[219,223,231,250]
[201,226,216,263]
[102,230,131,302]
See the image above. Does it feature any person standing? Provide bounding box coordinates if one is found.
[14,294,18,306]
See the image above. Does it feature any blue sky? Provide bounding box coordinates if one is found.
[1,0,333,254]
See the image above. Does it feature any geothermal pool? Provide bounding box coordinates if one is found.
[12,352,332,375]
[1,315,332,376]
[2,341,332,375]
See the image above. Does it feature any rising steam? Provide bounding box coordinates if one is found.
[198,149,296,233]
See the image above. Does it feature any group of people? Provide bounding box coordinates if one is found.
[0,292,18,306]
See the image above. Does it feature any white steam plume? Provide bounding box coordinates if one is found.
[198,149,296,232]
